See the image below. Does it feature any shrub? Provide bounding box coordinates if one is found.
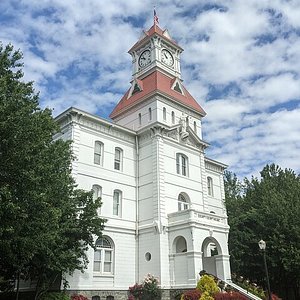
[128,283,144,299]
[214,291,248,300]
[196,275,219,296]
[128,274,161,300]
[40,292,70,300]
[180,289,201,300]
[71,295,88,300]
[200,291,214,300]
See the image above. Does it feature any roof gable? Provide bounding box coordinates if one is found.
[110,71,206,119]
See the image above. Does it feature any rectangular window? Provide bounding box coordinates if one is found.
[207,177,214,196]
[94,142,102,165]
[114,148,122,170]
[104,251,112,272]
[93,250,101,272]
[182,156,186,176]
[113,191,121,216]
[176,153,188,176]
[176,154,180,174]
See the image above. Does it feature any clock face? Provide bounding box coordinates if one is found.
[161,49,174,66]
[139,50,151,67]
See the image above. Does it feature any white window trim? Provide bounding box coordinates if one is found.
[114,147,123,171]
[93,237,114,275]
[207,176,214,197]
[113,190,122,217]
[176,153,188,177]
[94,141,103,166]
[178,193,189,211]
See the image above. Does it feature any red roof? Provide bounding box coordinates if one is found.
[128,24,182,53]
[110,71,206,119]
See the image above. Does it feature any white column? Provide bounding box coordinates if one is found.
[215,254,231,281]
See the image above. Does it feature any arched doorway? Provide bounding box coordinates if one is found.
[172,236,188,285]
[201,237,221,277]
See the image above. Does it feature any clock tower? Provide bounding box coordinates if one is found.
[110,22,206,135]
[129,23,183,80]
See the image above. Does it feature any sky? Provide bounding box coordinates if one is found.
[1,0,300,178]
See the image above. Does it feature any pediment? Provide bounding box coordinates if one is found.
[185,126,209,150]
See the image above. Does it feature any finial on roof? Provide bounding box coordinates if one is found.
[154,7,159,25]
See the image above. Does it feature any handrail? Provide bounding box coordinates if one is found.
[223,280,263,300]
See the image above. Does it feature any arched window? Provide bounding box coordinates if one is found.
[106,297,114,300]
[94,141,103,165]
[207,177,214,196]
[114,147,123,171]
[172,111,175,124]
[186,116,189,127]
[176,153,188,176]
[163,107,167,121]
[92,296,100,300]
[113,190,122,217]
[178,193,189,211]
[138,113,142,126]
[194,121,197,134]
[93,237,113,274]
[175,236,187,253]
[92,185,102,201]
[148,107,152,121]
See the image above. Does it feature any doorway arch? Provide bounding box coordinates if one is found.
[201,237,222,277]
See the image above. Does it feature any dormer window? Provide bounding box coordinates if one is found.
[194,121,197,134]
[132,83,141,95]
[174,82,182,94]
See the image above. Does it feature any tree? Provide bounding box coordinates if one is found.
[224,165,300,300]
[0,43,106,299]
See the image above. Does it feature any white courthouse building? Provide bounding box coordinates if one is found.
[55,22,231,299]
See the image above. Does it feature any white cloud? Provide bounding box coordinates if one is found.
[1,0,300,178]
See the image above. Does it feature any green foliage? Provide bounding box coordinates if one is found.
[200,291,214,300]
[230,275,265,299]
[0,42,106,298]
[196,275,219,296]
[40,292,70,300]
[224,165,300,299]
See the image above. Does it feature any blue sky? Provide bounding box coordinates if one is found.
[1,0,300,178]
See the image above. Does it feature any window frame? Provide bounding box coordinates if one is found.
[114,147,123,171]
[163,107,167,121]
[207,176,214,197]
[176,153,189,177]
[94,141,104,165]
[93,237,114,275]
[113,190,122,217]
[92,185,102,201]
[178,193,189,211]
